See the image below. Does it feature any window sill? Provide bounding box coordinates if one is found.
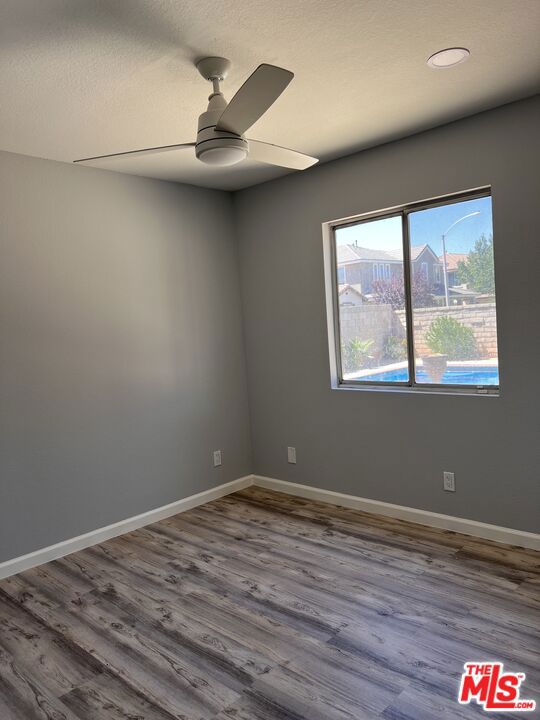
[333,382,499,397]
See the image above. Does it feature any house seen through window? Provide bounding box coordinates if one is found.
[332,191,499,392]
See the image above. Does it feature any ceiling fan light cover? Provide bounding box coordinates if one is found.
[195,131,248,166]
[198,145,247,166]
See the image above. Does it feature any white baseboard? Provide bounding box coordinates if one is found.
[252,476,540,551]
[0,475,254,580]
[2,473,537,580]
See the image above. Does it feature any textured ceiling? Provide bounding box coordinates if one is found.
[1,0,539,190]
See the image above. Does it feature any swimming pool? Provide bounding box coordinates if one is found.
[357,365,499,385]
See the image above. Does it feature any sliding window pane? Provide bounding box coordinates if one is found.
[407,195,499,386]
[335,216,409,383]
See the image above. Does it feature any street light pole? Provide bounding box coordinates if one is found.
[441,211,480,308]
[442,232,450,307]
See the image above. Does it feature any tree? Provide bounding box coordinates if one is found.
[372,272,433,309]
[410,271,434,309]
[456,234,495,293]
[371,276,405,309]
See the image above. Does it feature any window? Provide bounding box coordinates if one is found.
[328,189,499,394]
[337,266,346,284]
[373,263,390,282]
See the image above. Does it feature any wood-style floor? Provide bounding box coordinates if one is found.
[0,486,538,720]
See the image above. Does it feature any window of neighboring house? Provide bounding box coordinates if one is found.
[327,189,499,394]
[337,266,346,284]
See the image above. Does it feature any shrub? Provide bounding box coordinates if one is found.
[383,335,407,362]
[341,338,374,372]
[425,316,477,360]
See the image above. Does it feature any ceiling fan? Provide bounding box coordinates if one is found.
[74,57,318,171]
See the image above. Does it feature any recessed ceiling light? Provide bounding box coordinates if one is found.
[427,47,470,69]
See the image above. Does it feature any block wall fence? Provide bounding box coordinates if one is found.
[340,302,498,359]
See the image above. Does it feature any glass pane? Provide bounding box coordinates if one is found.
[407,195,499,386]
[335,216,410,383]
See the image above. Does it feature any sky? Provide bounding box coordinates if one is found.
[335,196,493,256]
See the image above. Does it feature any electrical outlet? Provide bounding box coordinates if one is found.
[213,450,222,467]
[287,446,297,464]
[443,471,455,492]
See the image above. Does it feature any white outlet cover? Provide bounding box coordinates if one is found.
[213,450,222,467]
[443,471,455,492]
[287,447,297,464]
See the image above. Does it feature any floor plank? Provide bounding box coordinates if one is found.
[60,671,179,720]
[0,591,102,697]
[0,645,81,720]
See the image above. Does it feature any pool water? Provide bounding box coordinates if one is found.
[359,365,499,385]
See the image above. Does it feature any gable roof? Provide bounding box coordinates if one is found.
[337,243,440,264]
[410,244,441,263]
[410,244,427,260]
[337,244,401,263]
[338,283,365,298]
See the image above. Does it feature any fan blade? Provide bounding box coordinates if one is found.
[74,143,195,163]
[215,64,293,135]
[248,139,318,170]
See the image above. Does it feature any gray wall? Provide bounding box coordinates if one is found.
[0,151,252,562]
[1,97,538,566]
[234,96,540,534]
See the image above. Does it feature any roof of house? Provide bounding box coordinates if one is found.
[337,245,394,263]
[337,243,438,264]
[338,283,364,298]
[448,286,480,297]
[410,244,434,261]
[385,244,434,261]
[440,253,469,271]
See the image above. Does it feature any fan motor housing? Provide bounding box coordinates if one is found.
[195,97,248,167]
